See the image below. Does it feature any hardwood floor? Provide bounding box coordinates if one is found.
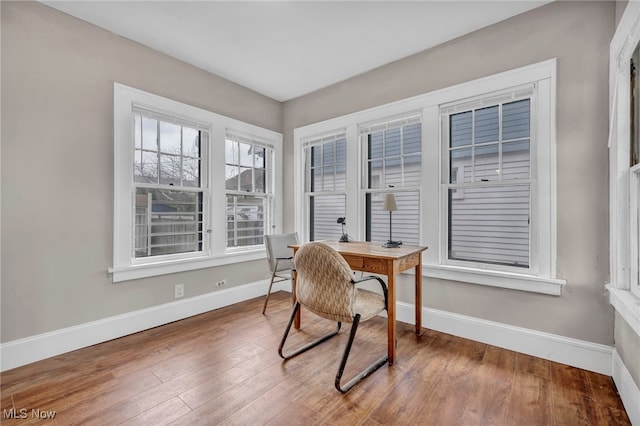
[0,291,631,425]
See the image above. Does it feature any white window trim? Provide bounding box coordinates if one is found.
[294,59,564,295]
[608,1,640,336]
[110,83,283,282]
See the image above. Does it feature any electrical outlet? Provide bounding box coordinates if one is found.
[174,284,184,299]
[216,279,226,288]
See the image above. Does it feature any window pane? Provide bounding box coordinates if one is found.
[323,165,335,190]
[254,146,265,168]
[367,191,420,245]
[448,185,530,267]
[182,157,200,187]
[225,139,238,165]
[226,194,265,247]
[474,144,500,182]
[160,154,181,186]
[255,168,265,193]
[475,106,499,144]
[225,165,239,190]
[323,142,335,166]
[385,128,401,156]
[134,187,203,258]
[502,99,530,140]
[385,159,402,186]
[403,156,421,186]
[134,114,142,149]
[239,142,253,167]
[311,145,322,167]
[369,134,384,159]
[450,111,472,147]
[183,128,199,157]
[450,148,472,183]
[239,167,253,192]
[503,140,530,180]
[403,123,421,154]
[311,166,322,192]
[142,116,157,151]
[159,121,181,154]
[309,194,346,241]
[368,160,384,189]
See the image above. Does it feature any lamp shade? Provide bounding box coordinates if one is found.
[383,193,398,212]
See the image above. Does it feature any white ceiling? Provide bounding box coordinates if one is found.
[42,1,551,102]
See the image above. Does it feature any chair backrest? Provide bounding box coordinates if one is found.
[265,232,298,273]
[293,242,356,323]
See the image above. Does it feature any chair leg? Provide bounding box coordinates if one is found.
[262,270,278,314]
[279,302,341,359]
[335,314,388,394]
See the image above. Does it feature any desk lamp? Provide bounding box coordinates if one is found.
[383,193,401,248]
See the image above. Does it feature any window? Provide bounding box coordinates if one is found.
[303,132,347,241]
[361,114,422,245]
[133,109,207,258]
[442,94,532,269]
[294,59,561,295]
[112,84,282,282]
[609,1,640,336]
[225,133,274,248]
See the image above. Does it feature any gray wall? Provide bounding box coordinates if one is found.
[1,1,282,342]
[284,1,615,345]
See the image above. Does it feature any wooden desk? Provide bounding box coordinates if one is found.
[289,241,428,365]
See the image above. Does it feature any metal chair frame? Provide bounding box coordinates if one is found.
[279,273,389,393]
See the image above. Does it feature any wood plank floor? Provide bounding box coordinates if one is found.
[0,291,631,425]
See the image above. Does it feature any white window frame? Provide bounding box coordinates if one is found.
[294,59,563,295]
[608,1,640,336]
[224,131,276,250]
[111,83,283,282]
[302,131,348,242]
[439,87,536,274]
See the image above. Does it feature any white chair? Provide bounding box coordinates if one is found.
[262,232,298,314]
[278,241,388,393]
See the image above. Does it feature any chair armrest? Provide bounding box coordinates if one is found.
[352,276,388,309]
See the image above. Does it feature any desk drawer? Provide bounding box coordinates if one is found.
[342,255,364,269]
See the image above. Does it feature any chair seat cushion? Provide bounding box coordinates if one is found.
[354,288,386,321]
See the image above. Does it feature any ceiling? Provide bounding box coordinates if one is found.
[42,1,551,102]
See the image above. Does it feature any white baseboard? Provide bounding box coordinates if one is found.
[396,302,613,375]
[612,349,640,426]
[0,279,288,372]
[0,288,618,380]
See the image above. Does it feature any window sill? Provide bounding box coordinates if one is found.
[606,285,640,337]
[423,264,566,296]
[109,249,267,283]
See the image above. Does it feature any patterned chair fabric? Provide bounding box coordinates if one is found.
[294,242,385,323]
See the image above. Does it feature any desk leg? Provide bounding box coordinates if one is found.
[415,256,422,336]
[387,261,398,365]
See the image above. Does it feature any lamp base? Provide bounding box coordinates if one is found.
[339,234,350,242]
[382,240,402,248]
